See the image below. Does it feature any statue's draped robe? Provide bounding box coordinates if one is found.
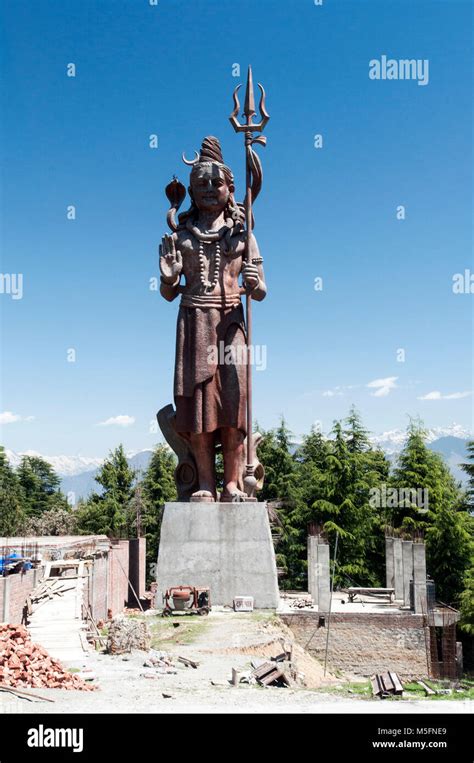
[174,294,247,436]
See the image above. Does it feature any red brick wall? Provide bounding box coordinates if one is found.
[83,555,109,622]
[82,540,147,621]
[0,570,43,625]
[281,612,429,678]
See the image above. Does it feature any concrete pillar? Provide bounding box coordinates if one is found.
[385,537,394,589]
[402,540,414,607]
[127,538,146,604]
[393,538,404,601]
[2,577,10,623]
[307,536,318,603]
[317,543,331,612]
[91,559,96,621]
[105,555,109,618]
[413,542,427,614]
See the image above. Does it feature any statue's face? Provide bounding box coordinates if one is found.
[190,164,233,212]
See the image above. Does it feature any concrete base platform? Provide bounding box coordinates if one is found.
[156,502,279,609]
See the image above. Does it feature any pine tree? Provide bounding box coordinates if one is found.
[391,420,472,603]
[76,445,136,537]
[16,455,68,516]
[344,405,371,453]
[257,417,296,503]
[0,446,25,535]
[461,440,474,508]
[257,418,304,586]
[426,504,473,604]
[460,567,474,635]
[311,418,388,587]
[297,425,329,469]
[141,444,177,581]
[390,420,460,530]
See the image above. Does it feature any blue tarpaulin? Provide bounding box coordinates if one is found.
[0,552,21,573]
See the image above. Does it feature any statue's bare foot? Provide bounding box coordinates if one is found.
[220,483,247,503]
[190,489,215,503]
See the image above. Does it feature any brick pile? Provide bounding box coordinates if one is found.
[0,624,96,690]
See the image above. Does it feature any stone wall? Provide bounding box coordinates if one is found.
[281,612,429,678]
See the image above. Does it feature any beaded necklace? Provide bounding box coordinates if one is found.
[198,240,221,291]
[186,219,230,292]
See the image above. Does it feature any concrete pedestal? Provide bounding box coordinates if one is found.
[156,502,279,609]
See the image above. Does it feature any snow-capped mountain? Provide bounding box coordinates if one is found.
[4,448,153,477]
[370,423,472,454]
[4,449,104,476]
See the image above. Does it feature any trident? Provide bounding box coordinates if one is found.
[229,66,269,500]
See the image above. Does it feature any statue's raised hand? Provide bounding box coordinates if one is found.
[159,234,182,283]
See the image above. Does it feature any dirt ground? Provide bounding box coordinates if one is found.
[0,612,471,714]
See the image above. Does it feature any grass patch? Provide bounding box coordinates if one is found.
[318,680,372,697]
[399,678,474,702]
[145,615,210,648]
[250,611,280,624]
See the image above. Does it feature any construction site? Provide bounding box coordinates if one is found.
[0,530,470,714]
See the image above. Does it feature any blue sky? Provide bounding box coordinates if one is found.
[1,0,472,457]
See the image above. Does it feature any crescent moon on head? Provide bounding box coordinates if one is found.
[182,150,200,166]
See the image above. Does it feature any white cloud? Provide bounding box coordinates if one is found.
[0,411,34,424]
[367,376,398,397]
[321,384,357,397]
[417,390,472,401]
[98,415,136,427]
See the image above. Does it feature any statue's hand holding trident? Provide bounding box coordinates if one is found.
[242,261,260,291]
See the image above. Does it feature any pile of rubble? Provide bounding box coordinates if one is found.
[107,614,151,654]
[0,624,96,691]
[288,597,314,609]
[143,650,177,674]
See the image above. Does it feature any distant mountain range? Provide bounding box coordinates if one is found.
[370,423,472,454]
[5,424,472,504]
[4,448,155,505]
[369,425,471,485]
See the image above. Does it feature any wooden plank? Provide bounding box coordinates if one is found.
[347,587,395,594]
[177,656,199,669]
[370,674,382,696]
[417,680,436,696]
[259,668,283,686]
[380,672,394,693]
[270,652,287,663]
[0,684,55,703]
[389,671,404,695]
[252,662,276,680]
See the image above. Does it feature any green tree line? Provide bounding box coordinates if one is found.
[1,409,473,636]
